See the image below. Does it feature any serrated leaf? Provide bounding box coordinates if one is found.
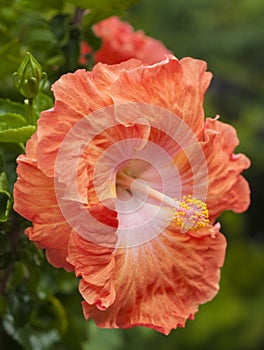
[0,98,25,117]
[0,172,12,222]
[0,125,36,143]
[0,113,27,131]
[0,111,35,143]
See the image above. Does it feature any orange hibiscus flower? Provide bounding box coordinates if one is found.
[79,16,171,65]
[14,55,250,334]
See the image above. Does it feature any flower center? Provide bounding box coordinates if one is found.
[116,171,209,231]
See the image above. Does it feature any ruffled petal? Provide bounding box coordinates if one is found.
[82,223,226,335]
[13,52,249,336]
[111,55,212,137]
[203,118,251,220]
[45,245,72,271]
[37,61,142,177]
[67,232,116,310]
[14,153,73,271]
[171,118,250,221]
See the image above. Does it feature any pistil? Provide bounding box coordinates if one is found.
[116,171,209,231]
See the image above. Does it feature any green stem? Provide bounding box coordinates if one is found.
[24,98,35,125]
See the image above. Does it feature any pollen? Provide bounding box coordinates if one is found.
[174,195,209,231]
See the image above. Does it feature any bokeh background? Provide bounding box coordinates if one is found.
[0,0,263,349]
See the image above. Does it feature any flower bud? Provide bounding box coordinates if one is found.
[13,52,43,99]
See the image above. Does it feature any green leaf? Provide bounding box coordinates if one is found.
[0,172,12,222]
[0,39,18,56]
[0,125,36,143]
[0,113,27,131]
[0,171,8,192]
[0,112,35,143]
[50,14,71,46]
[33,92,53,118]
[66,0,138,11]
[0,98,25,117]
[17,0,64,11]
[0,143,25,191]
[82,13,102,51]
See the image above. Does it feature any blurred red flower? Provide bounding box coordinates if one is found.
[79,16,171,65]
[14,55,250,334]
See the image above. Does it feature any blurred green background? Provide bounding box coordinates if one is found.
[0,0,263,349]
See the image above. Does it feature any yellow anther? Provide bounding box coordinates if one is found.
[174,195,209,231]
[116,172,209,232]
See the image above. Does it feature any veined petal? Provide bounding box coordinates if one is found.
[14,154,73,271]
[82,223,226,335]
[45,245,72,271]
[116,197,173,248]
[111,55,212,137]
[171,118,250,221]
[13,50,250,335]
[37,61,142,177]
[203,118,251,220]
[67,232,116,310]
[36,69,111,177]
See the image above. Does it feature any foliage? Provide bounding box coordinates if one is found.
[0,0,263,349]
[0,1,138,349]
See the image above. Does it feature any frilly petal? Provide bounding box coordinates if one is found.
[36,61,142,177]
[111,55,212,137]
[82,223,226,335]
[203,118,250,220]
[67,232,116,310]
[171,117,250,221]
[14,153,72,271]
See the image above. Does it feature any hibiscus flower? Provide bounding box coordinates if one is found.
[79,16,171,65]
[14,55,250,334]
